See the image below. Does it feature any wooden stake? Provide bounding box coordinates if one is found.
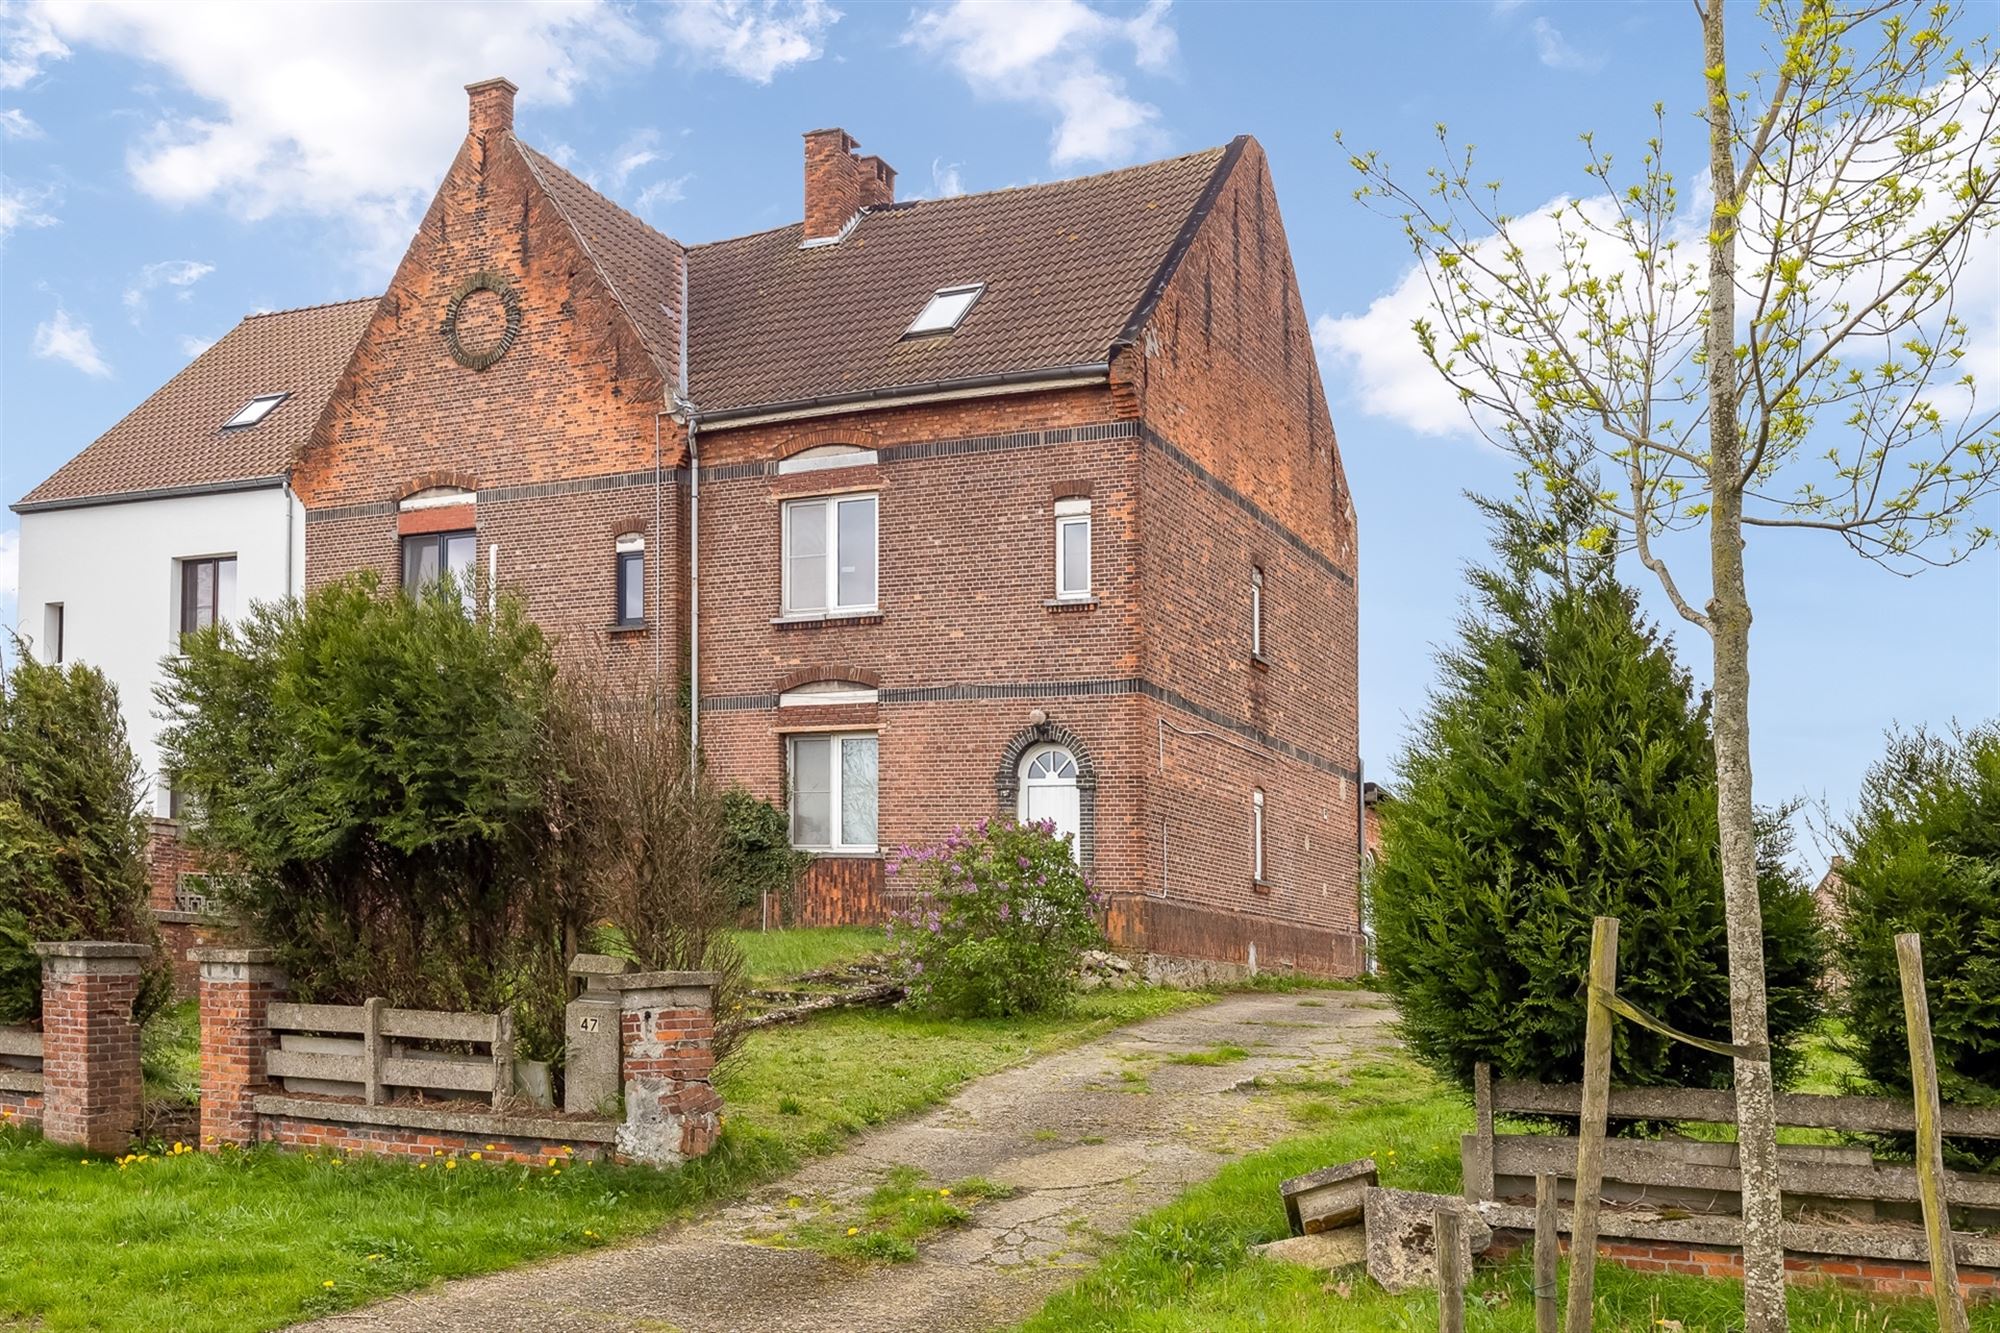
[1534,1173,1559,1333]
[1435,1204,1466,1333]
[1898,932,1969,1333]
[1563,915,1618,1333]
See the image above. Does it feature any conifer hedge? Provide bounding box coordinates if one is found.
[1369,484,1825,1095]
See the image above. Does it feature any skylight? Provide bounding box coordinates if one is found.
[903,283,984,338]
[222,393,289,431]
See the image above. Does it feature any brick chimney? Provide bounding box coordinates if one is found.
[803,128,893,243]
[466,77,517,138]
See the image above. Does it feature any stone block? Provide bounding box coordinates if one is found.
[1254,1226,1367,1271]
[1281,1157,1377,1235]
[1363,1187,1491,1294]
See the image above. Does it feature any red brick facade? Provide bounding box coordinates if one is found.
[293,87,1364,976]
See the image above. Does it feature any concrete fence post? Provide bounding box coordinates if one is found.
[606,970,722,1166]
[32,941,151,1153]
[191,947,288,1150]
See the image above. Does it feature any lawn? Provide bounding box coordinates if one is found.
[1019,1042,1995,1333]
[0,931,1207,1332]
[731,924,885,986]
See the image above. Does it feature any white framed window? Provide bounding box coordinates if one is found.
[221,392,288,431]
[1252,788,1267,883]
[783,494,878,616]
[1250,566,1265,657]
[1054,498,1091,600]
[788,732,878,852]
[904,282,985,338]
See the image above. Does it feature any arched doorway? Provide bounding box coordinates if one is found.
[1018,743,1082,855]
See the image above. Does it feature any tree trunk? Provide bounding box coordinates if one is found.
[1702,4,1788,1328]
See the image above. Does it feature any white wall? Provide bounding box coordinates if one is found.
[15,485,304,816]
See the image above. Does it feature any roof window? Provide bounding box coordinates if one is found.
[222,393,289,431]
[903,283,984,338]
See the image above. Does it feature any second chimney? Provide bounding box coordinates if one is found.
[803,129,893,243]
[466,77,517,139]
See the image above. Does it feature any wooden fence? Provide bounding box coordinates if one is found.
[264,999,514,1110]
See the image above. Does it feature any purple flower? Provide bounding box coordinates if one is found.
[1017,855,1031,870]
[911,960,925,975]
[977,816,991,836]
[929,920,941,934]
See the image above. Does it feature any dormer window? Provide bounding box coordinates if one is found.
[903,283,984,338]
[222,393,288,431]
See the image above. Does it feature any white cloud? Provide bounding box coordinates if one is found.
[1530,16,1603,72]
[0,3,66,89]
[34,0,657,274]
[0,173,55,240]
[605,129,662,190]
[635,172,691,216]
[32,304,109,376]
[177,332,217,358]
[662,0,838,84]
[930,157,965,198]
[0,106,39,137]
[122,257,214,320]
[905,0,1176,168]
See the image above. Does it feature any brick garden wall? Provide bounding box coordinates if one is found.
[255,1116,608,1165]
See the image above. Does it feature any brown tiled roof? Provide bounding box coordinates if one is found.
[14,298,377,509]
[685,142,1238,415]
[517,143,684,390]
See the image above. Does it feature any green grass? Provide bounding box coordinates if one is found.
[1021,1047,1994,1333]
[1168,1044,1250,1067]
[730,926,887,986]
[770,1163,1015,1263]
[1,984,1207,1331]
[141,1000,201,1106]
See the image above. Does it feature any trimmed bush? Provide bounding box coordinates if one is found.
[890,818,1104,1018]
[1832,723,2000,1146]
[0,649,166,1024]
[1369,483,1826,1095]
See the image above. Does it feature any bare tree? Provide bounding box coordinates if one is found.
[1341,2,1999,1325]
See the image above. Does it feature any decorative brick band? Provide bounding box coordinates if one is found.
[33,941,150,1154]
[699,420,1139,484]
[308,469,682,524]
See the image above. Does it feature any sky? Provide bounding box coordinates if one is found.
[0,0,1994,867]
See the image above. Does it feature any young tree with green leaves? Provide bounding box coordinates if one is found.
[1343,4,1997,1320]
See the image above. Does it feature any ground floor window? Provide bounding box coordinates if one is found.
[788,731,878,852]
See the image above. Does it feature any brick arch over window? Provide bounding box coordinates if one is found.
[993,720,1098,871]
[396,469,481,502]
[775,664,883,694]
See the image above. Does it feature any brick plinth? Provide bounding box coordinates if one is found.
[255,1116,607,1165]
[609,971,722,1165]
[193,948,288,1150]
[32,942,150,1153]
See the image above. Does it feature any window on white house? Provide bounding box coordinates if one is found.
[402,530,476,597]
[221,392,288,430]
[783,494,877,616]
[904,283,984,337]
[179,556,237,638]
[1250,566,1265,658]
[616,534,645,627]
[42,603,63,664]
[788,732,878,851]
[1252,788,1267,884]
[1054,498,1091,600]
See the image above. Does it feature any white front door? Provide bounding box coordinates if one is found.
[1018,744,1081,856]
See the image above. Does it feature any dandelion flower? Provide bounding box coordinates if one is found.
[445,1161,458,1171]
[846,1227,859,1236]
[939,1188,952,1197]
[469,1152,482,1161]
[322,1281,335,1290]
[419,1163,429,1171]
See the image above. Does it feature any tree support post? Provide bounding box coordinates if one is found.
[1562,915,1617,1333]
[1898,932,1969,1333]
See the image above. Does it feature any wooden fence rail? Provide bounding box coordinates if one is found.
[265,999,514,1110]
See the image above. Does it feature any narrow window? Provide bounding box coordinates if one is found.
[401,530,476,597]
[221,392,288,431]
[179,556,238,637]
[1252,788,1267,884]
[783,495,878,616]
[787,732,878,852]
[1250,566,1265,658]
[42,603,63,664]
[615,534,645,627]
[1054,499,1091,600]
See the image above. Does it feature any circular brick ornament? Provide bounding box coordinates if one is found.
[442,271,522,370]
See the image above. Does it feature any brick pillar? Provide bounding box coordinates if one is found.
[608,970,721,1166]
[192,947,287,1150]
[32,941,150,1154]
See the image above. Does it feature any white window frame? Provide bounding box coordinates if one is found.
[1252,788,1267,884]
[904,282,985,338]
[221,392,288,431]
[781,494,878,617]
[42,603,63,664]
[615,533,646,627]
[787,731,879,853]
[1250,566,1265,658]
[1054,498,1091,600]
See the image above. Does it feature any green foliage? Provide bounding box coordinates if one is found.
[1832,723,2000,1157]
[889,818,1105,1018]
[1369,480,1825,1095]
[716,786,807,916]
[0,648,164,1024]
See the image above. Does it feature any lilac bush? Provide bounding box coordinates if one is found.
[887,818,1106,1017]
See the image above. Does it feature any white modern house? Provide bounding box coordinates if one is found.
[11,298,373,816]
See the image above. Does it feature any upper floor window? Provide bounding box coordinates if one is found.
[180,556,237,637]
[1250,566,1265,658]
[1252,788,1267,884]
[221,393,288,431]
[788,731,878,852]
[402,530,475,596]
[1054,498,1091,601]
[42,604,63,664]
[616,534,645,627]
[783,494,877,617]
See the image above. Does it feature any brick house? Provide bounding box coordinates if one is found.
[16,77,1364,978]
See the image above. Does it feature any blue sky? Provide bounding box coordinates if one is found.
[1,0,1994,863]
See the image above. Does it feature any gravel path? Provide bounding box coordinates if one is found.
[295,988,1397,1333]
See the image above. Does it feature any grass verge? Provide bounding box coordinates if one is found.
[1020,1048,1993,1333]
[730,925,886,986]
[2,981,1205,1332]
